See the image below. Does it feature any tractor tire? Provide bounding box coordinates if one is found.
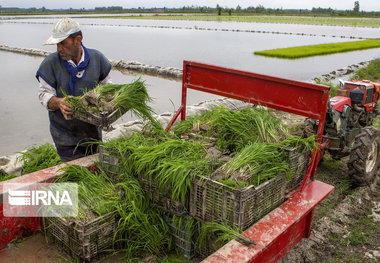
[347,127,380,186]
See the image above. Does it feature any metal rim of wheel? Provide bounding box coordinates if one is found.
[366,139,378,173]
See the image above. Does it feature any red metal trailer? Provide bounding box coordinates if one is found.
[168,61,334,262]
[0,61,334,262]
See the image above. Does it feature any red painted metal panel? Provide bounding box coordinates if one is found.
[202,181,334,263]
[330,96,351,112]
[183,61,330,120]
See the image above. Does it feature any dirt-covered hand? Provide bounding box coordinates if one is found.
[58,97,74,120]
[48,96,74,120]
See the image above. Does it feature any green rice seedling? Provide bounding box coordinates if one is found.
[196,221,254,253]
[151,159,210,203]
[280,135,317,153]
[113,177,172,259]
[18,143,61,175]
[58,165,117,218]
[218,179,249,188]
[221,142,290,187]
[131,139,207,173]
[173,109,217,137]
[103,132,157,159]
[66,78,161,128]
[130,139,209,202]
[57,165,172,259]
[0,173,18,182]
[91,83,120,98]
[174,106,288,152]
[103,78,161,129]
[254,39,380,59]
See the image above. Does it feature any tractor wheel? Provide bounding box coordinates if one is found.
[347,127,380,186]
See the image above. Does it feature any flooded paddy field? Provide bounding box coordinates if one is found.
[0,15,380,156]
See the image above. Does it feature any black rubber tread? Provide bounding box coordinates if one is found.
[355,149,365,161]
[347,127,380,186]
[351,143,361,151]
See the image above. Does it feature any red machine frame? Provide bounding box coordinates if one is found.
[167,61,334,262]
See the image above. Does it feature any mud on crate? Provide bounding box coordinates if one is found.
[43,212,118,262]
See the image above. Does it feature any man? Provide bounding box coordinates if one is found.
[36,18,112,162]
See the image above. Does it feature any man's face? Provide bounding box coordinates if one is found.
[57,36,80,62]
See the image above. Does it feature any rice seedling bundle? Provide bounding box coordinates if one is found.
[220,142,289,187]
[58,164,173,259]
[66,78,160,128]
[214,135,315,187]
[111,176,173,260]
[174,106,288,152]
[18,143,61,175]
[58,165,117,219]
[130,139,210,203]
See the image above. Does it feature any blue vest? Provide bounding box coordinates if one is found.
[36,48,112,148]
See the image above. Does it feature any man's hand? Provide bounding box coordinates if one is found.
[47,96,74,120]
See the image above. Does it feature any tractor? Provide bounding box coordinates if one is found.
[305,79,380,186]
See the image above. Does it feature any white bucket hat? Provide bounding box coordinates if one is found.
[44,18,81,45]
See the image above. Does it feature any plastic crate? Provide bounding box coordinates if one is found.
[71,109,122,129]
[163,215,194,260]
[139,173,187,216]
[190,174,286,230]
[286,148,311,192]
[99,145,127,179]
[43,212,118,262]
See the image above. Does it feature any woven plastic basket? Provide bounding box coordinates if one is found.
[286,147,311,192]
[190,175,286,231]
[43,212,118,262]
[139,173,188,216]
[99,145,128,180]
[72,109,121,129]
[163,215,194,260]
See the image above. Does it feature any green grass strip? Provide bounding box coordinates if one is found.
[98,15,380,28]
[254,39,380,59]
